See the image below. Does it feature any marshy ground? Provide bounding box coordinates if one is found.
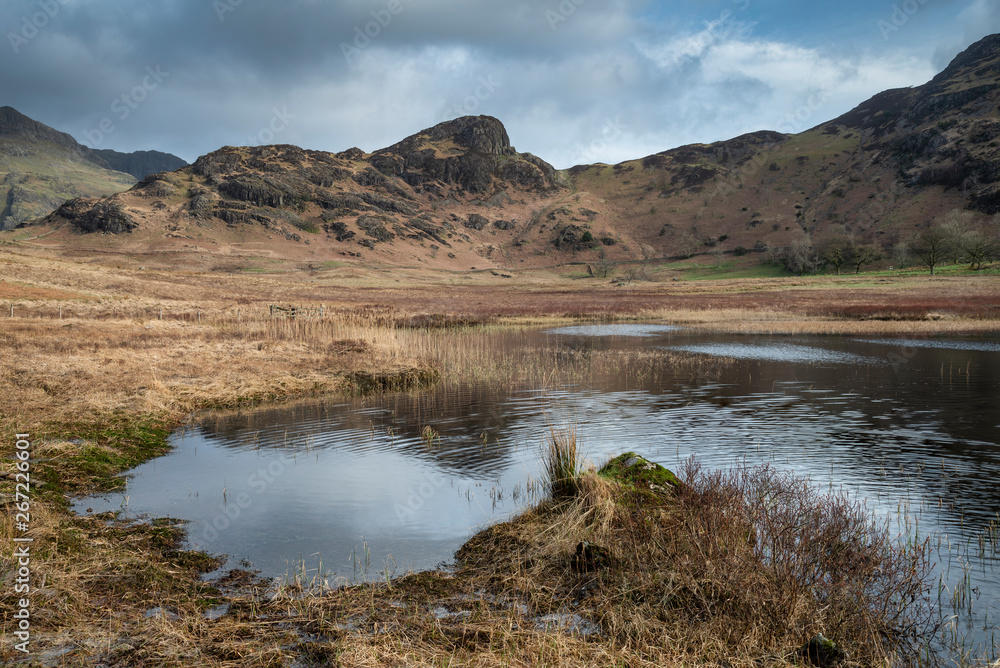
[2,248,1000,666]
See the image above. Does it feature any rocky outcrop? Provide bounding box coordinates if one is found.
[370,116,562,195]
[54,198,138,234]
[641,130,788,171]
[822,33,1000,213]
[464,213,489,230]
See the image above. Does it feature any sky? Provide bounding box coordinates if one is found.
[2,0,999,169]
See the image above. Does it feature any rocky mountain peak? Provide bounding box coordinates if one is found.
[929,33,1000,88]
[0,106,81,152]
[442,115,514,156]
[369,115,557,194]
[376,115,514,157]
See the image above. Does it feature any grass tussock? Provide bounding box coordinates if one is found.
[544,427,583,498]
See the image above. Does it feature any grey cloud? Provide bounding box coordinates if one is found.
[1,0,992,168]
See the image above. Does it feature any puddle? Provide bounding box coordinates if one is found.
[534,612,602,636]
[204,604,230,620]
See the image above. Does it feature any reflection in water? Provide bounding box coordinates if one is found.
[544,324,681,337]
[77,326,1000,657]
[668,340,883,365]
[855,337,1000,352]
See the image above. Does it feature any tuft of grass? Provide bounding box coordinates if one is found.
[543,427,583,498]
[420,425,439,446]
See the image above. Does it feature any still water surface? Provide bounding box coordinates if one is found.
[77,325,1000,653]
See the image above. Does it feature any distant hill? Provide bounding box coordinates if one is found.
[0,106,186,230]
[87,148,187,181]
[12,34,1000,272]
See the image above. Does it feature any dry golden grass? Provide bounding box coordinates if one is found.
[0,313,432,438]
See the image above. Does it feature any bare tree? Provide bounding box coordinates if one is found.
[783,233,818,275]
[891,240,910,269]
[912,225,953,276]
[955,226,999,270]
[850,242,883,274]
[818,234,850,275]
[933,209,999,270]
[676,232,701,259]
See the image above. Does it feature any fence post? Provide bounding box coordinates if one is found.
[159,308,163,320]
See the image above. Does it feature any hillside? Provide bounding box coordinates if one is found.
[8,34,1000,272]
[555,33,1000,268]
[0,107,186,230]
[14,116,568,270]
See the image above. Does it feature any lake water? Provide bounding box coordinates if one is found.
[76,324,1000,659]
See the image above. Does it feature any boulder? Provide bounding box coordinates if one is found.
[598,453,684,497]
[800,634,847,667]
[464,213,489,230]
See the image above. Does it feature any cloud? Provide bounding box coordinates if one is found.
[0,0,986,168]
[931,0,1000,71]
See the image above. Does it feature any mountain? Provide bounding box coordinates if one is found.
[0,107,186,230]
[557,33,1000,267]
[87,148,188,181]
[20,116,567,269]
[11,34,1000,272]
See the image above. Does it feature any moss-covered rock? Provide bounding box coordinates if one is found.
[598,452,684,499]
[800,633,847,666]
